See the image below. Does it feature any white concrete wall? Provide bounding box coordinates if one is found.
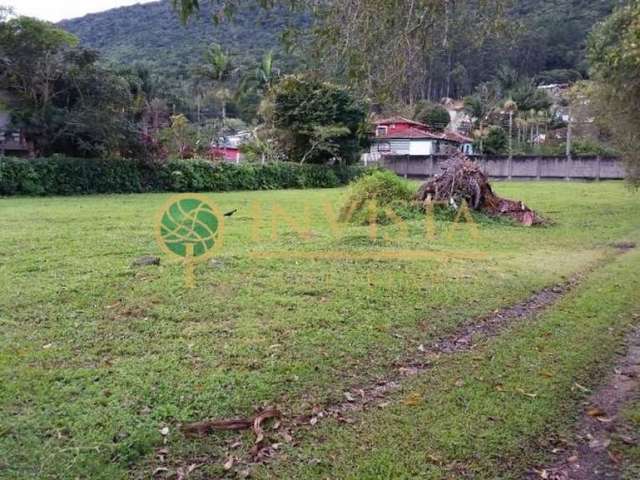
[409,140,434,156]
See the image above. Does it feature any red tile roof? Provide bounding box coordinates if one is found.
[438,131,473,143]
[374,116,429,128]
[375,127,441,140]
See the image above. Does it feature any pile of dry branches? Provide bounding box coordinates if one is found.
[416,152,545,226]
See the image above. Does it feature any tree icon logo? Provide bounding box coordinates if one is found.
[155,194,224,287]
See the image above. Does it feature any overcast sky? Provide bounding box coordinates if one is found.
[4,0,158,22]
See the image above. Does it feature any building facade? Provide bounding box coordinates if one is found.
[364,116,474,164]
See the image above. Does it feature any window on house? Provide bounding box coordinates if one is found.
[376,126,388,136]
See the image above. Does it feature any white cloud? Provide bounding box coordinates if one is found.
[3,0,158,23]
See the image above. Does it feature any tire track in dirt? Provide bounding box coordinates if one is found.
[161,248,633,478]
[315,251,628,420]
[529,325,640,480]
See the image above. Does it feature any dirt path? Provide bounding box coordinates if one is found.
[153,250,636,478]
[168,256,623,477]
[319,268,585,418]
[530,326,640,480]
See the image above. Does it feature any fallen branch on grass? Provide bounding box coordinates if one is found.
[180,407,280,438]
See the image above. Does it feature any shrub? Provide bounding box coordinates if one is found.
[0,156,367,196]
[482,127,508,154]
[414,101,451,132]
[339,169,417,225]
[264,75,369,164]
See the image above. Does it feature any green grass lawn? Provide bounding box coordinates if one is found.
[0,182,639,479]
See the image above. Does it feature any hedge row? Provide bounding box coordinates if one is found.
[0,156,367,196]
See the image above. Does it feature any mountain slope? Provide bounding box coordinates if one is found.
[59,0,304,79]
[58,0,618,94]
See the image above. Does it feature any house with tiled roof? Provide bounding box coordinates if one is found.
[364,115,474,163]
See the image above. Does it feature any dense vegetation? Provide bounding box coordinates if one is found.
[58,0,308,122]
[265,76,369,164]
[59,1,305,83]
[0,156,365,196]
[0,15,168,158]
[0,0,634,168]
[160,0,617,102]
[587,1,640,185]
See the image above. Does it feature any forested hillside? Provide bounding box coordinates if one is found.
[60,0,618,100]
[508,0,621,77]
[59,0,305,80]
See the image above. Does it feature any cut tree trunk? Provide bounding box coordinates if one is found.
[416,152,545,226]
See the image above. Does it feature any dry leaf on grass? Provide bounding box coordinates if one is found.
[402,393,423,406]
[176,464,201,480]
[152,467,169,477]
[608,450,623,464]
[343,392,355,402]
[596,416,614,423]
[573,382,590,392]
[181,418,253,437]
[516,388,538,398]
[253,408,281,445]
[586,406,607,418]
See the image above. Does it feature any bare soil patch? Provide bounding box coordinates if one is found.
[530,325,640,480]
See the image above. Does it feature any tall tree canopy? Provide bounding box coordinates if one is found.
[263,75,368,164]
[172,0,510,104]
[170,0,618,106]
[588,1,640,185]
[0,17,142,157]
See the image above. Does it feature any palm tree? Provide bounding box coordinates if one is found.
[463,82,499,154]
[203,43,234,131]
[504,99,518,159]
[238,50,279,102]
[256,50,277,93]
[495,65,519,95]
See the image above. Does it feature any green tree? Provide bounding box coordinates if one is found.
[236,50,280,121]
[0,16,141,157]
[413,101,450,132]
[463,82,500,153]
[509,79,552,112]
[51,52,136,157]
[588,2,640,185]
[255,50,277,93]
[494,65,520,94]
[171,0,510,104]
[264,75,368,164]
[161,114,197,158]
[0,16,78,117]
[483,126,507,154]
[200,43,235,129]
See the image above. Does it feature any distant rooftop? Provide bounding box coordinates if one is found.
[374,116,429,128]
[375,127,441,140]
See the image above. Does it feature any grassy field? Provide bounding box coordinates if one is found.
[0,181,639,479]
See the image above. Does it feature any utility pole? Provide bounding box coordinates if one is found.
[565,106,572,181]
[565,107,572,160]
[504,99,518,181]
[508,110,514,160]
